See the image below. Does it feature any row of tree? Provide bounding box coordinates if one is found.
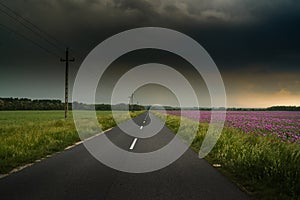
[1,98,299,111]
[153,106,300,111]
[73,102,144,111]
[0,98,144,111]
[0,98,64,110]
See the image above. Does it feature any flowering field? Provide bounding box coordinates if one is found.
[156,110,300,198]
[167,111,300,144]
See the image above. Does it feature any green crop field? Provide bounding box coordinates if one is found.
[0,110,144,174]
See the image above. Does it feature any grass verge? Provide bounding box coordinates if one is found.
[0,110,144,174]
[154,112,300,200]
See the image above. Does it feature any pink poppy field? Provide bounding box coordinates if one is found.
[157,110,300,198]
[167,111,300,144]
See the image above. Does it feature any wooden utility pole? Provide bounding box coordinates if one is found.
[61,48,75,119]
[131,93,134,112]
[128,93,134,112]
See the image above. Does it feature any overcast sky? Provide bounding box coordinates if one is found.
[0,0,299,107]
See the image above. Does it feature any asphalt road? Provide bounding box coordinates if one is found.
[0,112,250,200]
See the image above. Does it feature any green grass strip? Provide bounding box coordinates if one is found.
[0,110,144,174]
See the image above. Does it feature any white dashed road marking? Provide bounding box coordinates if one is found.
[129,138,138,150]
[129,112,148,150]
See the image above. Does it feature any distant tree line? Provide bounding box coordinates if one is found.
[0,98,64,110]
[223,106,300,111]
[265,106,300,111]
[0,98,299,111]
[156,106,300,111]
[73,102,144,111]
[0,98,144,111]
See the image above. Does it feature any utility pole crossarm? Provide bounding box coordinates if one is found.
[61,48,75,119]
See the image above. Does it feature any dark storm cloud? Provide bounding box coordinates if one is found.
[2,0,298,71]
[0,0,299,106]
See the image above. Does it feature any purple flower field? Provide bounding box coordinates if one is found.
[167,111,300,144]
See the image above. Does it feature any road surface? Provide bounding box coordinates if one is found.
[0,112,250,200]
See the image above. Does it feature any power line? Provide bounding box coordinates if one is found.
[0,1,77,120]
[0,1,83,62]
[0,23,60,58]
[0,1,68,49]
[0,3,64,53]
